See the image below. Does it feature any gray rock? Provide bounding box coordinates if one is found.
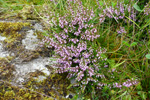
[0,35,6,41]
[22,30,39,50]
[0,35,9,57]
[34,23,44,32]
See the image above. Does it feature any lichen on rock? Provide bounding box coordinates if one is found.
[0,20,73,99]
[22,30,39,50]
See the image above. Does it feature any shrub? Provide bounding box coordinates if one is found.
[40,0,140,97]
[41,0,108,92]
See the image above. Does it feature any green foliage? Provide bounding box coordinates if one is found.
[0,73,71,100]
[122,41,138,47]
[133,3,142,12]
[39,0,150,99]
[146,54,150,59]
[1,0,150,99]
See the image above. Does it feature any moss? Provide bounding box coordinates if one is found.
[0,22,30,34]
[4,90,15,99]
[28,70,45,77]
[0,57,15,80]
[21,73,71,100]
[3,33,22,49]
[35,31,45,40]
[18,51,40,62]
[0,81,54,100]
[0,21,39,59]
[25,74,70,100]
[0,73,72,99]
[0,3,38,20]
[37,47,54,57]
[17,5,37,20]
[0,21,30,48]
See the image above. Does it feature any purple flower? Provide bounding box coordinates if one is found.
[117,26,126,34]
[77,71,84,81]
[64,28,68,33]
[104,65,108,68]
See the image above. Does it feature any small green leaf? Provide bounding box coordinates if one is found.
[141,92,147,100]
[125,16,141,29]
[146,54,150,59]
[112,2,116,7]
[148,41,150,45]
[27,0,30,2]
[101,54,107,58]
[107,59,115,67]
[122,41,130,47]
[67,84,73,89]
[136,83,142,90]
[113,60,126,69]
[41,31,49,36]
[133,4,142,12]
[115,91,127,99]
[125,95,132,100]
[99,1,103,6]
[137,91,142,95]
[111,90,115,94]
[81,85,86,93]
[130,42,137,47]
[142,18,150,29]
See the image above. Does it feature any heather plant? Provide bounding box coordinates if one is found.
[34,0,149,99]
[40,0,143,98]
[41,0,108,92]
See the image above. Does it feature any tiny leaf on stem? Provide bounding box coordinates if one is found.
[146,54,150,59]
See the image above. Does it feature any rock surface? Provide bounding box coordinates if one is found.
[14,57,51,83]
[34,23,44,32]
[22,30,39,50]
[0,20,72,100]
[0,20,55,82]
[0,35,9,57]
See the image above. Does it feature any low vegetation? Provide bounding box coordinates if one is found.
[0,0,150,99]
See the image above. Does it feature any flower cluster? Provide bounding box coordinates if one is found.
[102,2,125,20]
[117,26,127,34]
[113,79,139,88]
[96,1,137,22]
[95,78,139,90]
[144,3,150,15]
[40,0,108,92]
[40,0,140,93]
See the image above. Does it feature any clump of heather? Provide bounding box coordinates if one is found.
[143,2,150,15]
[117,26,127,34]
[41,0,107,91]
[40,0,140,94]
[100,1,137,21]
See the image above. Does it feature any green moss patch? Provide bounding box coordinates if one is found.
[0,73,71,100]
[0,57,15,80]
